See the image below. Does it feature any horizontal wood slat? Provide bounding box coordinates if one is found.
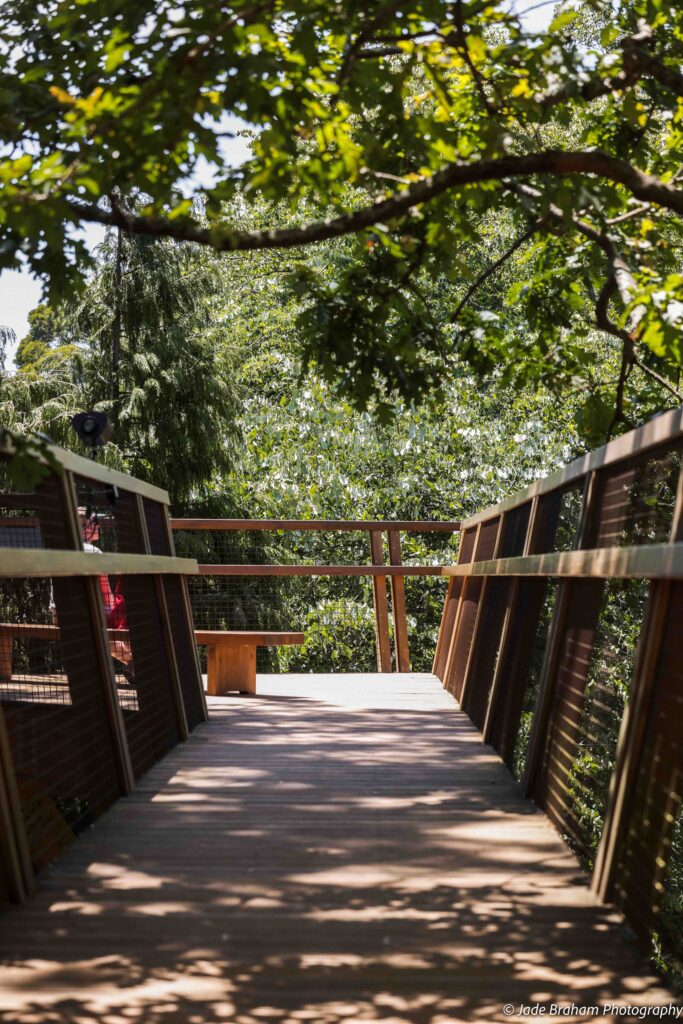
[441,542,683,580]
[0,549,198,578]
[194,631,304,646]
[171,518,460,532]
[198,563,443,577]
[0,437,170,505]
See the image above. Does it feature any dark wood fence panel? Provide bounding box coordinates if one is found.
[531,580,606,859]
[162,576,207,730]
[461,577,511,729]
[612,580,683,948]
[589,444,682,549]
[143,498,171,556]
[116,576,181,779]
[1,575,122,874]
[0,441,202,903]
[439,528,475,690]
[444,518,500,701]
[433,407,683,976]
[460,504,533,728]
[486,579,550,766]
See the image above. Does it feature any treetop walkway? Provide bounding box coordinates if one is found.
[0,674,674,1023]
[1,412,683,1020]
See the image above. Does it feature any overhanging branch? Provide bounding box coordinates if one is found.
[66,149,683,254]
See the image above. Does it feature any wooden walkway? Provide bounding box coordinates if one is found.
[0,673,675,1023]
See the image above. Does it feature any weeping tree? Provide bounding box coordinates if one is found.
[70,225,240,504]
[2,230,240,507]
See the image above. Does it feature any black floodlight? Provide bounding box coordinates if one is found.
[71,411,114,449]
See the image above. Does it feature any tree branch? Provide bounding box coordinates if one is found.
[66,149,683,253]
[632,355,683,401]
[336,0,405,88]
[594,278,634,440]
[536,25,683,111]
[451,219,541,320]
[450,0,495,114]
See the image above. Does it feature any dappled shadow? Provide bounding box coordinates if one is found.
[0,674,675,1023]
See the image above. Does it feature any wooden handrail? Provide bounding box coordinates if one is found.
[0,436,170,505]
[0,549,198,578]
[0,623,130,640]
[440,542,683,580]
[197,563,443,576]
[171,518,460,532]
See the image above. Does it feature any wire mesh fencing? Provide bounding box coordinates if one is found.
[0,439,204,905]
[173,522,459,673]
[433,408,683,984]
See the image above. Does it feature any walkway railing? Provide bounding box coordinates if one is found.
[171,518,460,672]
[0,436,204,904]
[434,406,683,973]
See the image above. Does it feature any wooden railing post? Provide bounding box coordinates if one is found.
[61,470,136,795]
[369,530,392,672]
[387,529,410,672]
[522,470,599,798]
[458,513,506,710]
[135,495,189,742]
[483,497,539,744]
[161,507,208,722]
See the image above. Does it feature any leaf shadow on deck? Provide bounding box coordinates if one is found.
[0,675,674,1024]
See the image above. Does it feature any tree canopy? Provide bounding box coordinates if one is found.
[2,0,683,427]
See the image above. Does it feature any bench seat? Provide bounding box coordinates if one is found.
[0,623,304,699]
[194,631,304,695]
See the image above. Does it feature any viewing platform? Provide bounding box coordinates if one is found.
[2,411,683,1021]
[0,673,672,1023]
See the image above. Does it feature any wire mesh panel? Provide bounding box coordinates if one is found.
[143,498,171,556]
[527,575,650,874]
[0,467,71,550]
[0,575,121,873]
[162,576,205,730]
[590,444,682,548]
[531,580,607,857]
[458,527,477,564]
[444,516,500,701]
[433,528,475,680]
[530,484,585,554]
[499,501,532,558]
[461,577,512,729]
[405,575,448,673]
[117,576,180,779]
[73,474,143,554]
[175,527,370,567]
[613,581,683,963]
[461,506,532,728]
[487,578,551,768]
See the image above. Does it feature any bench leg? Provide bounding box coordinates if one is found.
[206,644,256,696]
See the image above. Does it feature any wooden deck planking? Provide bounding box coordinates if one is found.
[0,672,676,1023]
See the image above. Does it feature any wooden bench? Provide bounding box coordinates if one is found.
[0,623,129,678]
[0,623,304,699]
[0,623,137,707]
[194,631,304,696]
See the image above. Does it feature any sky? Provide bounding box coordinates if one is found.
[0,2,555,368]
